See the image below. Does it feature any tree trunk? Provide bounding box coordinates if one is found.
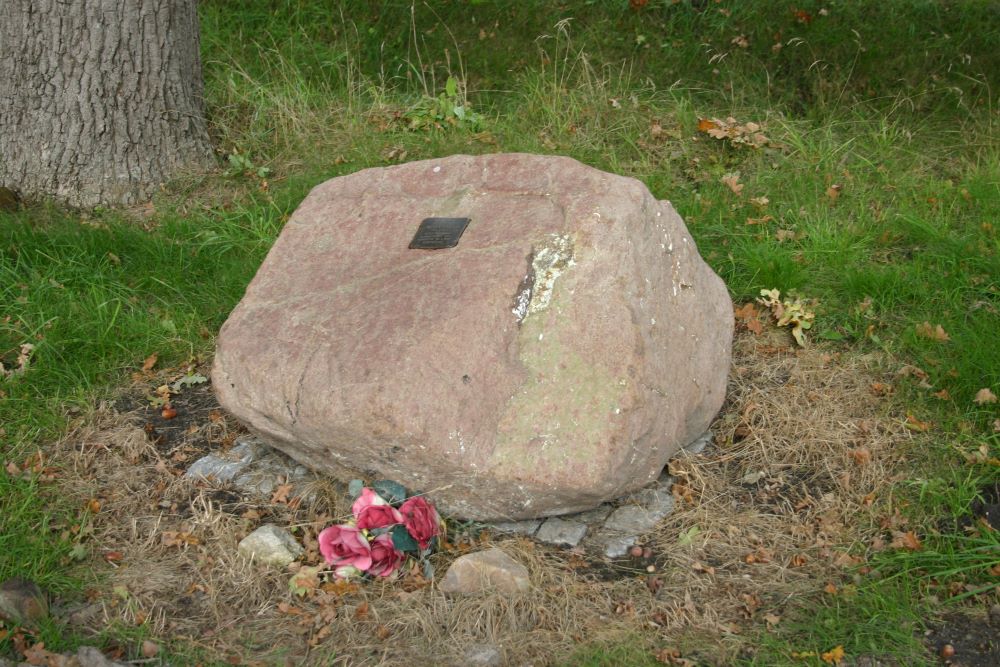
[0,0,214,208]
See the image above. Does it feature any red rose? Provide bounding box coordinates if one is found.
[317,524,372,573]
[399,496,441,550]
[368,534,405,577]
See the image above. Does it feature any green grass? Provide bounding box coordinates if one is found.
[3,0,999,663]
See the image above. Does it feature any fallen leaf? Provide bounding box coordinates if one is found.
[691,561,715,575]
[763,613,781,627]
[915,321,950,342]
[825,184,843,202]
[731,34,749,48]
[789,554,808,567]
[141,641,159,658]
[161,531,199,548]
[973,388,998,404]
[697,118,719,133]
[847,448,872,465]
[750,195,770,207]
[890,530,922,551]
[271,483,294,504]
[746,215,774,226]
[141,353,158,372]
[775,228,798,242]
[821,645,845,664]
[870,382,893,396]
[933,389,951,400]
[161,406,178,420]
[905,414,932,432]
[289,565,323,598]
[721,172,744,196]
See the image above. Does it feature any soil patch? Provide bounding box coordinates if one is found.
[48,331,924,665]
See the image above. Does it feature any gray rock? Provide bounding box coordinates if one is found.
[588,531,638,559]
[535,517,588,547]
[462,643,502,667]
[567,504,614,524]
[606,492,675,534]
[0,578,47,626]
[214,153,733,520]
[681,430,713,455]
[237,524,304,566]
[76,647,130,667]
[0,657,15,667]
[491,519,542,536]
[439,548,530,596]
[184,441,255,482]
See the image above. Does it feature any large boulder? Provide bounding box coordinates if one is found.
[213,154,732,520]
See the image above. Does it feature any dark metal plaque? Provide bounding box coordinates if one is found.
[409,217,471,249]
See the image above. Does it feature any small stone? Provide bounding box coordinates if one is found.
[681,430,713,455]
[0,577,48,626]
[462,643,502,667]
[606,502,673,535]
[989,604,1000,626]
[439,548,530,596]
[584,530,637,559]
[567,504,614,524]
[491,519,541,536]
[237,524,304,566]
[535,517,588,547]
[184,441,255,482]
[76,646,130,667]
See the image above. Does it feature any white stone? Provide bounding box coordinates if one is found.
[237,524,303,566]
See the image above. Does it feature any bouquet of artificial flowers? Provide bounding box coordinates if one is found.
[318,481,443,579]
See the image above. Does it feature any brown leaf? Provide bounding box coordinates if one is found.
[697,118,719,133]
[141,641,159,658]
[847,448,872,465]
[721,173,744,196]
[141,353,158,372]
[161,531,199,548]
[870,382,893,396]
[825,184,843,202]
[890,530,922,551]
[763,613,781,627]
[905,413,932,432]
[973,388,998,404]
[750,195,770,208]
[746,215,774,226]
[821,645,846,665]
[823,582,838,595]
[933,389,951,400]
[271,483,294,504]
[915,321,950,342]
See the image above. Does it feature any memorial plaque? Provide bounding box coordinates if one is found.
[409,217,471,249]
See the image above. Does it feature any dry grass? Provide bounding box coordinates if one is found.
[51,330,913,666]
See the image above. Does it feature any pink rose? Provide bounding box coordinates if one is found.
[351,487,389,517]
[399,496,441,550]
[368,534,405,577]
[318,525,372,572]
[357,504,404,531]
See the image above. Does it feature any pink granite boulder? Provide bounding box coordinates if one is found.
[212,154,732,520]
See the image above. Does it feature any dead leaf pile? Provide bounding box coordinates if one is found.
[757,289,816,347]
[697,116,772,148]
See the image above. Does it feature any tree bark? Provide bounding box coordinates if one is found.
[0,0,214,208]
